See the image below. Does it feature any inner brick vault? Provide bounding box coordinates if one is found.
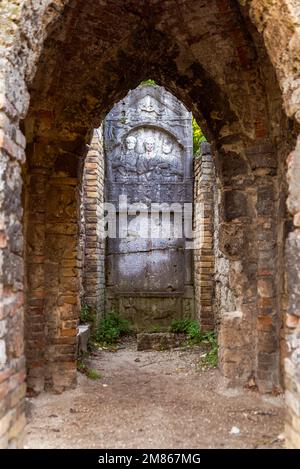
[1,0,300,448]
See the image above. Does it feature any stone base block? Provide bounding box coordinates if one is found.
[77,325,91,354]
[137,332,185,351]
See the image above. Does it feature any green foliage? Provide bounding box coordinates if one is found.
[192,117,206,156]
[199,331,218,368]
[140,79,156,86]
[80,304,96,326]
[170,318,201,342]
[77,358,86,372]
[77,358,102,380]
[186,321,202,344]
[170,319,218,366]
[86,368,102,380]
[95,310,131,345]
[170,318,192,333]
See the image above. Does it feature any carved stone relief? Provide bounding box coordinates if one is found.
[109,128,183,184]
[104,84,194,330]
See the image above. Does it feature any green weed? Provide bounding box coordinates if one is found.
[170,319,202,343]
[150,324,162,333]
[170,318,193,333]
[140,79,156,86]
[86,368,102,380]
[170,319,218,367]
[80,303,96,326]
[95,310,131,345]
[199,331,218,368]
[77,356,102,380]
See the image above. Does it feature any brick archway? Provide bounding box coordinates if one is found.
[1,0,300,448]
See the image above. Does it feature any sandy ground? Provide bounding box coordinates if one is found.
[24,337,285,449]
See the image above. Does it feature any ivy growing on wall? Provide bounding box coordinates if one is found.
[192,117,206,156]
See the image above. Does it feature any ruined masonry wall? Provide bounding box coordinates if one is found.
[193,143,215,330]
[81,129,105,318]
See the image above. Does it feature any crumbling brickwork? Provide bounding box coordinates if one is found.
[81,129,105,318]
[194,143,215,330]
[24,140,79,395]
[0,0,300,448]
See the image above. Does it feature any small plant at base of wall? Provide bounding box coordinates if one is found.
[198,331,218,368]
[95,310,131,346]
[77,354,102,380]
[86,368,102,380]
[170,318,202,343]
[170,319,218,367]
[149,324,162,333]
[80,303,96,326]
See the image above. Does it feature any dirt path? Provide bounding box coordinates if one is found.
[24,337,284,449]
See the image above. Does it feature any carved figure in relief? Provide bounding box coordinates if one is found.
[138,137,161,181]
[112,135,139,182]
[156,138,183,182]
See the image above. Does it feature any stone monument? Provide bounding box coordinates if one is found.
[104,84,194,330]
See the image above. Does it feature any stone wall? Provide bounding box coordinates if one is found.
[215,139,288,391]
[246,0,300,442]
[195,138,288,392]
[285,137,300,448]
[0,108,26,449]
[213,180,233,330]
[24,141,79,396]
